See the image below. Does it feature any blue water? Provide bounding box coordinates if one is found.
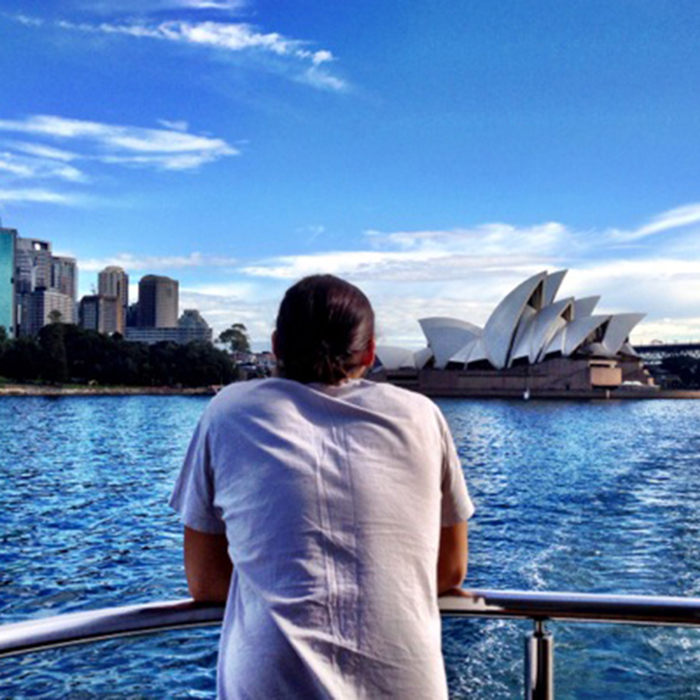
[1,396,700,698]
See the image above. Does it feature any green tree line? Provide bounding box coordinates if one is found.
[0,324,237,387]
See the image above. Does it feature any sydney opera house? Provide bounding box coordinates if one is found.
[373,270,655,397]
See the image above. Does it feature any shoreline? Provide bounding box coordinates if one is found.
[2,382,700,400]
[0,384,217,397]
[418,388,700,400]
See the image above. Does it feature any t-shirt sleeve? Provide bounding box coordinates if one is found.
[437,409,475,526]
[169,414,226,534]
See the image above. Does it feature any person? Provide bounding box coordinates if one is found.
[170,274,475,699]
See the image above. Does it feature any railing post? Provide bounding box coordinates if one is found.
[525,618,553,700]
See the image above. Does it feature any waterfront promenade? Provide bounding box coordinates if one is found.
[0,383,216,397]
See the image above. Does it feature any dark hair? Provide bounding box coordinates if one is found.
[275,275,375,385]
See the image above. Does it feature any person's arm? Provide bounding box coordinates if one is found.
[437,521,468,595]
[184,526,233,603]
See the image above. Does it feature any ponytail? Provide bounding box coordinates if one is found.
[275,275,375,385]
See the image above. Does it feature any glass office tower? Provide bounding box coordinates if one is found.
[0,227,17,336]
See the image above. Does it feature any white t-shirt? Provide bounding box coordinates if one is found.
[170,377,474,700]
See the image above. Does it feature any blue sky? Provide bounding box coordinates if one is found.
[1,0,699,348]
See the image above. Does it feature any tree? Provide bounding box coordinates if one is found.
[1,336,42,380]
[0,326,7,374]
[218,323,251,354]
[38,323,69,382]
[48,309,63,324]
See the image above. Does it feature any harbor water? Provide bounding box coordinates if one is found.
[1,395,700,698]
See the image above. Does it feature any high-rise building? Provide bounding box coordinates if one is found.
[15,238,51,293]
[0,227,17,336]
[27,289,76,335]
[126,302,139,328]
[15,238,52,335]
[137,275,178,328]
[15,238,77,334]
[51,256,78,302]
[98,266,128,334]
[79,295,119,334]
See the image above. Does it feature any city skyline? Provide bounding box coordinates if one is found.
[1,2,699,348]
[0,226,217,343]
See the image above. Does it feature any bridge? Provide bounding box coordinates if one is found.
[633,342,700,365]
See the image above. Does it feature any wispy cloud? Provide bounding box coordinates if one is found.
[7,141,81,162]
[299,224,326,245]
[157,119,189,132]
[226,203,700,343]
[79,251,238,272]
[0,150,87,182]
[366,222,573,255]
[68,202,700,344]
[75,0,247,12]
[0,188,85,205]
[12,15,44,28]
[0,114,237,183]
[0,115,236,168]
[299,65,346,92]
[239,221,574,282]
[179,288,276,346]
[183,0,247,9]
[617,204,700,241]
[13,12,346,92]
[0,114,237,207]
[240,205,700,288]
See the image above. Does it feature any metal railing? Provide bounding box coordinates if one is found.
[3,589,700,699]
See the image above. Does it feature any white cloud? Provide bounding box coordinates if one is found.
[98,152,224,170]
[76,0,247,11]
[0,115,237,172]
[611,203,700,241]
[179,289,277,348]
[157,119,189,132]
[0,151,87,182]
[6,141,80,162]
[241,250,447,280]
[0,116,234,208]
[13,15,44,27]
[229,204,700,343]
[0,188,84,205]
[632,317,700,345]
[366,221,571,255]
[184,281,258,298]
[70,202,700,345]
[79,251,238,272]
[239,221,573,283]
[178,0,247,9]
[311,50,333,66]
[299,66,347,92]
[0,114,234,154]
[19,14,347,92]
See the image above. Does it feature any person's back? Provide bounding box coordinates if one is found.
[170,275,474,699]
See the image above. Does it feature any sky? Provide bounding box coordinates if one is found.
[0,0,699,349]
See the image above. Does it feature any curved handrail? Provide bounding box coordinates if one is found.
[3,589,700,659]
[440,588,700,625]
[0,598,224,659]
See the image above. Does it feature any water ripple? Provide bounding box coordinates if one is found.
[1,396,700,697]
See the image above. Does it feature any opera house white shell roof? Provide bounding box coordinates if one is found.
[376,270,645,372]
